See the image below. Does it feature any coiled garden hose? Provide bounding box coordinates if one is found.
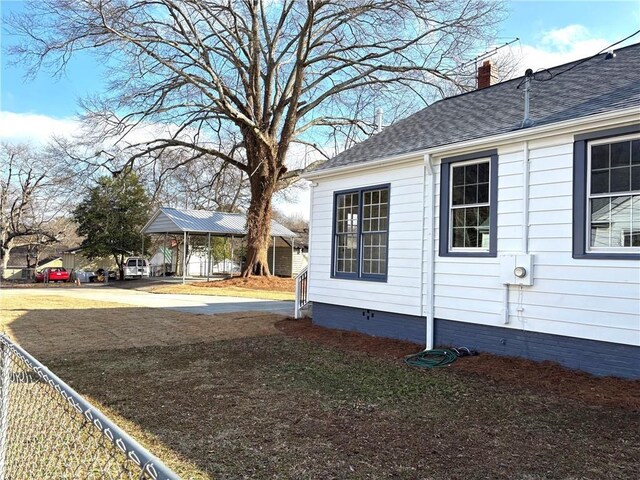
[404,347,478,368]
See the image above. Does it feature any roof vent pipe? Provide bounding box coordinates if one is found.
[521,68,534,128]
[375,108,384,133]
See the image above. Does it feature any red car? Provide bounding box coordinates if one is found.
[35,267,71,283]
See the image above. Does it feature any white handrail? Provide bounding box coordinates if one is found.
[294,266,309,319]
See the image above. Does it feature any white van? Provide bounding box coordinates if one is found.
[123,257,150,279]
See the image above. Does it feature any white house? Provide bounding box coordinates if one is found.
[303,44,640,378]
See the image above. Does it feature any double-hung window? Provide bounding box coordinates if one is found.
[574,128,640,259]
[439,150,498,257]
[333,185,389,281]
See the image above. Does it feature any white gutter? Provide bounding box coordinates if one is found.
[423,154,436,350]
[303,107,640,180]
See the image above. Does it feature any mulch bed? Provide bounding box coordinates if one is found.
[192,276,295,292]
[277,318,640,411]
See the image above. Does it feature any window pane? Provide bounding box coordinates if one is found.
[591,197,609,230]
[362,233,387,275]
[465,207,477,227]
[627,196,640,246]
[610,196,632,247]
[381,189,388,203]
[452,228,465,247]
[464,185,477,204]
[610,167,631,193]
[591,144,609,170]
[452,186,464,205]
[477,206,490,226]
[478,162,489,183]
[632,140,640,165]
[465,164,478,183]
[611,141,631,167]
[453,209,465,228]
[466,227,478,248]
[590,196,637,248]
[380,204,388,218]
[632,166,640,191]
[478,183,489,203]
[452,166,465,186]
[591,170,609,194]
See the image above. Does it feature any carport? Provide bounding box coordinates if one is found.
[142,207,297,283]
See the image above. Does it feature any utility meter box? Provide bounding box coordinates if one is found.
[499,254,534,286]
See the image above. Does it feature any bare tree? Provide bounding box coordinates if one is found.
[8,0,502,276]
[142,148,250,212]
[0,143,73,276]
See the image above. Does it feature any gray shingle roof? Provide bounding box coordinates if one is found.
[143,207,296,237]
[312,42,640,172]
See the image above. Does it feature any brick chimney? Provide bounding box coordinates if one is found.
[477,60,499,89]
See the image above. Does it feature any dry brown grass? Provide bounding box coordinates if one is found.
[0,294,283,357]
[3,292,638,479]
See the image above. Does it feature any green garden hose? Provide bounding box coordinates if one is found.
[404,348,459,368]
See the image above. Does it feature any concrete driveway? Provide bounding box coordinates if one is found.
[1,284,294,316]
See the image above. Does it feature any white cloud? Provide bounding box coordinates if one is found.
[0,111,81,144]
[502,24,615,77]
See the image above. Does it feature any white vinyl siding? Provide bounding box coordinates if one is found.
[429,134,640,347]
[309,160,424,316]
[309,121,639,347]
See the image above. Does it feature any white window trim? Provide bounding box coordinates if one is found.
[448,157,492,252]
[586,133,640,254]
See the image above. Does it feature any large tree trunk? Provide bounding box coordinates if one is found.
[242,172,278,277]
[1,246,11,279]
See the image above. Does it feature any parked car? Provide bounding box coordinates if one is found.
[123,257,150,279]
[35,267,70,283]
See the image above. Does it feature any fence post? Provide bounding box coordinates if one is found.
[0,342,11,480]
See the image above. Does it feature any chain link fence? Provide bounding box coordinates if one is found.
[0,335,180,479]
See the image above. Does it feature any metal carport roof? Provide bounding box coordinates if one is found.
[142,207,297,238]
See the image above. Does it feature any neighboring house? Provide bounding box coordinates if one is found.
[268,236,309,277]
[62,247,118,273]
[3,254,62,281]
[304,44,640,378]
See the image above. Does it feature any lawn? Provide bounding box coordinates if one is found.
[1,292,638,479]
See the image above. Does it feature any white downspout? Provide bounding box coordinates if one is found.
[418,158,427,345]
[522,140,530,254]
[423,154,436,350]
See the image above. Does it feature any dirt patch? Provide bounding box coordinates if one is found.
[1,294,284,357]
[276,318,640,411]
[194,276,295,292]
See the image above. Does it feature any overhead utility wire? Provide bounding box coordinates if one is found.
[518,28,640,88]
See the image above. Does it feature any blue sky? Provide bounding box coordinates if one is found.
[1,0,639,217]
[1,0,639,122]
